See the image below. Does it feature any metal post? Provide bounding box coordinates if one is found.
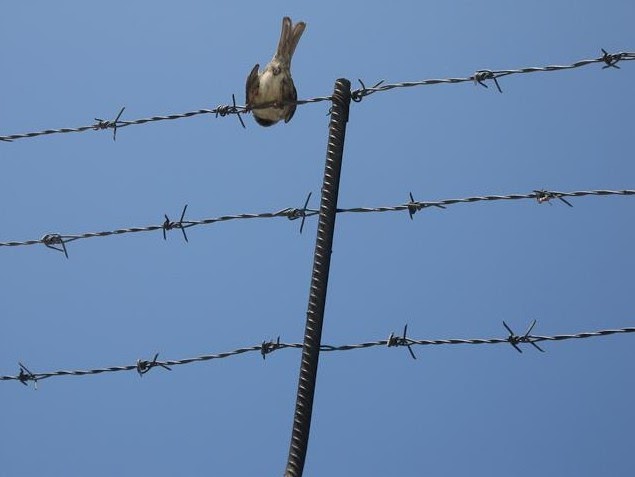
[284,78,352,477]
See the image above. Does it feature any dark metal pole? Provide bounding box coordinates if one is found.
[284,78,351,477]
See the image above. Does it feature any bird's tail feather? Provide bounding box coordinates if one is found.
[275,17,306,64]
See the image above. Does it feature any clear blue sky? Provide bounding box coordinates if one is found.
[2,2,634,476]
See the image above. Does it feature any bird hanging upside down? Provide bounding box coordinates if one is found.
[246,17,306,126]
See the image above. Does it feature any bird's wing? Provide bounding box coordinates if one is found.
[283,77,298,123]
[245,64,260,106]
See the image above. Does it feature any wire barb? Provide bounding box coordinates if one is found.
[93,106,126,141]
[18,362,38,389]
[351,79,385,102]
[162,204,190,242]
[502,320,545,353]
[387,324,417,360]
[473,70,503,93]
[136,353,172,376]
[601,48,623,69]
[261,337,282,360]
[407,192,419,220]
[215,93,246,129]
[534,190,574,207]
[285,192,314,234]
[407,192,447,220]
[41,233,70,258]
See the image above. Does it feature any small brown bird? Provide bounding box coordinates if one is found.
[246,17,306,126]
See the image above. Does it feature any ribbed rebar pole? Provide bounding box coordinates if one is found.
[284,78,351,477]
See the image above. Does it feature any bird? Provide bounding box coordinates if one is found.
[246,17,306,126]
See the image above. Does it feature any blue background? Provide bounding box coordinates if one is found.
[1,2,634,476]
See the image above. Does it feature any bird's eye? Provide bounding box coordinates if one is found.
[273,66,281,75]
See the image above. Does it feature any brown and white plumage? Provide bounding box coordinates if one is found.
[246,17,306,127]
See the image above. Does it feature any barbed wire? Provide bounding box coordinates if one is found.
[0,188,632,257]
[3,321,633,388]
[349,49,634,99]
[1,50,632,142]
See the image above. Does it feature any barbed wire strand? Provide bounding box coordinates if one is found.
[1,50,632,142]
[0,188,632,257]
[3,323,633,387]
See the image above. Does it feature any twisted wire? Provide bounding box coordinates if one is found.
[1,189,632,255]
[3,324,633,386]
[1,50,631,142]
[0,206,316,249]
[350,50,635,98]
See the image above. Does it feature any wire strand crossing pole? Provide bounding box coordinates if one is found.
[284,78,352,477]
